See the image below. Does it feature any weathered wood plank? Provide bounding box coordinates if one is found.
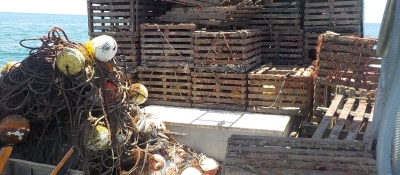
[364,105,375,151]
[346,91,367,140]
[229,135,365,151]
[312,95,344,138]
[328,96,356,139]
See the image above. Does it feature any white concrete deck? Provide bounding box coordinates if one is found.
[142,105,293,162]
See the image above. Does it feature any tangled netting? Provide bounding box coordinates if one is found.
[0,27,215,175]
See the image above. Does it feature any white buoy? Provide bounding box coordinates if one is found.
[200,157,219,175]
[91,35,118,62]
[180,166,202,175]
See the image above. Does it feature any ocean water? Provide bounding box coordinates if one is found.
[0,12,89,66]
[0,12,381,66]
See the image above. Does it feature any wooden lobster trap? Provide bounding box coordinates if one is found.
[137,66,192,107]
[247,63,314,116]
[191,72,247,111]
[140,23,196,68]
[316,32,379,90]
[304,0,363,32]
[262,30,304,65]
[193,29,262,73]
[303,31,362,64]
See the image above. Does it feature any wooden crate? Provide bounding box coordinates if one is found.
[3,158,84,175]
[226,1,302,30]
[191,72,247,111]
[262,30,303,65]
[88,0,169,37]
[308,88,376,151]
[88,0,170,71]
[193,29,262,73]
[137,66,192,107]
[304,0,363,32]
[140,23,196,68]
[303,31,362,64]
[225,135,376,175]
[247,64,314,116]
[316,32,379,90]
[159,6,238,27]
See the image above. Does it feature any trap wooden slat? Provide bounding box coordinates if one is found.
[346,91,367,140]
[364,105,375,151]
[137,66,192,107]
[247,63,314,116]
[164,0,221,7]
[225,135,376,175]
[328,90,356,139]
[191,72,247,111]
[309,87,376,151]
[312,94,344,139]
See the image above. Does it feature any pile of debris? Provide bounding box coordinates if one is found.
[0,27,219,175]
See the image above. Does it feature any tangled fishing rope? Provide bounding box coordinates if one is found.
[0,27,218,175]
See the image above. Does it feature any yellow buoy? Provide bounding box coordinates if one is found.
[0,62,20,76]
[56,48,86,76]
[128,83,148,105]
[86,125,110,151]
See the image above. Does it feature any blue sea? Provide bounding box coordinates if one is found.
[0,12,382,66]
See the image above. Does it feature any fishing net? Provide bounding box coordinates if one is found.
[0,27,216,175]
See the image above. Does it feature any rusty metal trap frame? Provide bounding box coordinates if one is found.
[304,0,363,32]
[303,31,362,64]
[238,0,302,31]
[304,86,376,152]
[159,6,239,27]
[137,66,192,107]
[247,63,314,116]
[261,30,304,65]
[191,72,247,111]
[224,135,377,175]
[315,32,380,90]
[193,29,262,73]
[140,23,196,68]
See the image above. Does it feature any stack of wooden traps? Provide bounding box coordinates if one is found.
[304,0,363,64]
[193,29,262,73]
[138,23,196,107]
[312,32,378,121]
[247,63,315,116]
[87,0,170,74]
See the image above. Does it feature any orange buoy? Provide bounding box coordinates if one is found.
[105,81,119,103]
[0,115,30,144]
